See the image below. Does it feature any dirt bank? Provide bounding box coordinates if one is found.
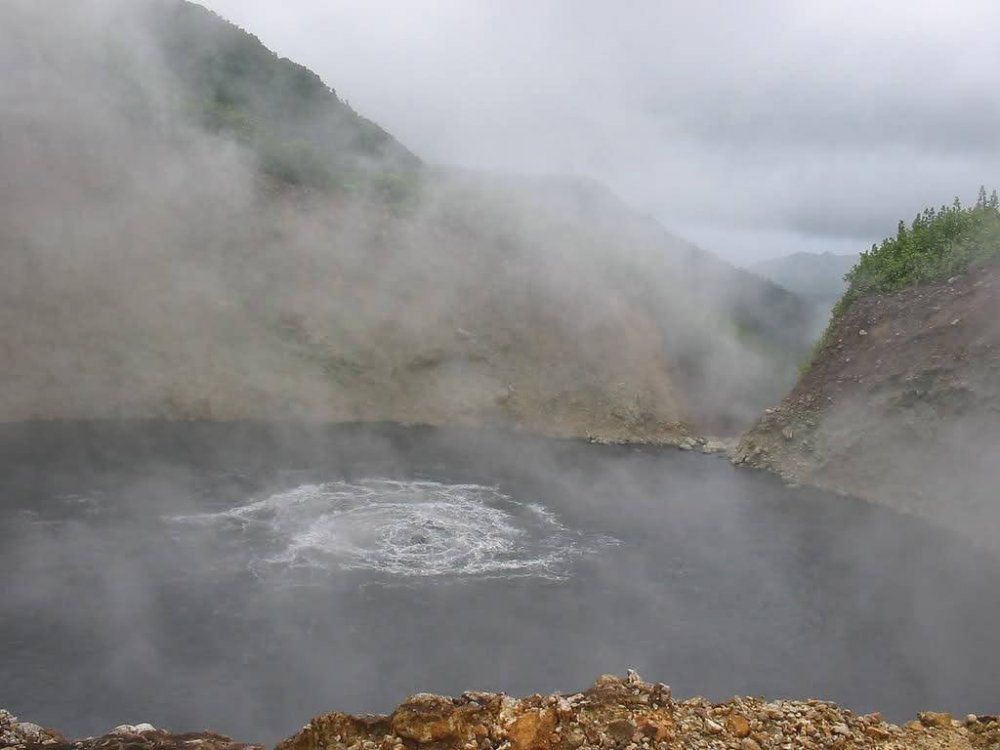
[735,262,1000,546]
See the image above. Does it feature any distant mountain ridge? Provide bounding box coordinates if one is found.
[749,251,858,304]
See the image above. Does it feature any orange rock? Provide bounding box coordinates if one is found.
[919,711,954,729]
[390,695,490,744]
[391,702,454,742]
[636,710,674,741]
[727,714,751,738]
[506,709,557,750]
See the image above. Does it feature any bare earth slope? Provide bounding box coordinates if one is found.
[735,263,1000,545]
[0,0,811,441]
[4,676,998,750]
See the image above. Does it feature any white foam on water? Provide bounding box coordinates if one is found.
[169,479,615,581]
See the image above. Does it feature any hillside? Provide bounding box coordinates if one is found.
[151,0,419,197]
[0,0,812,440]
[736,199,1000,544]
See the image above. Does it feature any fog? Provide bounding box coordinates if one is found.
[2,422,999,744]
[196,0,1000,264]
[1,1,999,746]
[0,0,812,434]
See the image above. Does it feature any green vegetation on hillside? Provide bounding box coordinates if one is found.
[834,187,1000,318]
[793,188,1000,372]
[152,1,420,200]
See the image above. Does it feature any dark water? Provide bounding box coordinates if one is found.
[1,421,998,744]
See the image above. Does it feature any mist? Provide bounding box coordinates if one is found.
[1,1,999,747]
[3,422,999,745]
[196,0,1000,264]
[0,0,812,435]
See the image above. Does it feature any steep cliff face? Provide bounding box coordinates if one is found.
[0,0,811,440]
[736,263,1000,544]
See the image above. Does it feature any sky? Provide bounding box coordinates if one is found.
[195,0,1000,265]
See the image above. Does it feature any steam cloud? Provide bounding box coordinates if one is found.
[1,3,999,749]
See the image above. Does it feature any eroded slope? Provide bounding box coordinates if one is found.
[0,0,811,440]
[736,263,1000,544]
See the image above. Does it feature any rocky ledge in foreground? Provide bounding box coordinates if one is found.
[0,710,261,750]
[4,675,999,750]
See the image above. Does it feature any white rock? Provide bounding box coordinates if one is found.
[111,724,154,736]
[17,722,44,740]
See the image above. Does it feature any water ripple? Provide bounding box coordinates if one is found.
[169,479,616,581]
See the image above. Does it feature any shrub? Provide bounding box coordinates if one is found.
[833,187,1000,319]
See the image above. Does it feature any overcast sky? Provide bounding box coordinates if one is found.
[196,0,1000,265]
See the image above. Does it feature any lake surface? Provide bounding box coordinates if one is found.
[1,421,998,745]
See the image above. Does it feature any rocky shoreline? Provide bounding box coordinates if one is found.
[4,675,996,750]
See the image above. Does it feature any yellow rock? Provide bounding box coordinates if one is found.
[727,714,751,738]
[919,712,954,729]
[506,709,556,750]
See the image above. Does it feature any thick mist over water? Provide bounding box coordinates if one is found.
[2,423,999,745]
[2,2,1000,746]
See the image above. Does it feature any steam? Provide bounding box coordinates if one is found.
[2,423,999,746]
[1,3,999,750]
[196,0,1000,264]
[0,0,810,436]
[169,478,616,581]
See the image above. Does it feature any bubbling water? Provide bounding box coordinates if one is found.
[170,479,615,581]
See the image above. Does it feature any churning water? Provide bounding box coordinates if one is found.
[170,479,616,581]
[1,422,998,746]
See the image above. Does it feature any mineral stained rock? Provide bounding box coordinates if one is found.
[276,675,999,750]
[4,675,998,750]
[0,709,261,750]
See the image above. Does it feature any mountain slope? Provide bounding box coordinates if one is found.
[151,0,419,196]
[737,197,1000,543]
[736,261,1000,545]
[0,0,813,440]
